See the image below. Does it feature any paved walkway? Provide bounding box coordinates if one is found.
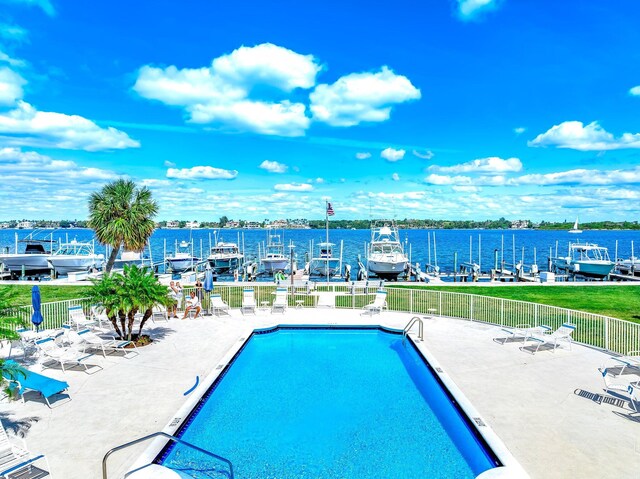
[1,308,639,478]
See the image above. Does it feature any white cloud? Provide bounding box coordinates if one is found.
[412,149,434,160]
[0,101,139,150]
[166,166,238,180]
[514,166,640,186]
[274,183,314,192]
[3,0,55,15]
[309,66,420,127]
[424,173,472,185]
[356,152,371,159]
[0,23,28,43]
[457,0,499,19]
[514,127,526,135]
[391,173,400,181]
[315,177,324,183]
[429,157,522,174]
[629,86,640,96]
[133,43,319,137]
[259,160,288,173]
[381,147,405,162]
[528,121,640,151]
[0,50,26,67]
[452,185,480,193]
[163,160,176,167]
[0,67,25,106]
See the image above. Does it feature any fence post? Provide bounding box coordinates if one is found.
[604,317,610,351]
[439,291,442,316]
[409,289,413,314]
[501,298,504,326]
[469,295,473,322]
[534,303,538,327]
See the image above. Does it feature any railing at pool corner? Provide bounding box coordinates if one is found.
[11,283,640,356]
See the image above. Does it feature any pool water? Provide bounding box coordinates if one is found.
[159,327,498,478]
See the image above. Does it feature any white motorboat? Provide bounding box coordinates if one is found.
[207,241,244,274]
[551,242,614,278]
[367,221,408,279]
[112,250,149,271]
[166,240,199,273]
[306,241,342,278]
[47,239,104,275]
[260,230,289,274]
[0,231,53,273]
[568,217,582,234]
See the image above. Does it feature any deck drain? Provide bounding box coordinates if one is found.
[215,364,225,370]
[239,337,246,341]
[435,367,444,373]
[472,417,486,427]
[169,417,181,427]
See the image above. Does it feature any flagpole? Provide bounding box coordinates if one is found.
[325,201,329,284]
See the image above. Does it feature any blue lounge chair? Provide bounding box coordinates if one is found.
[2,360,70,408]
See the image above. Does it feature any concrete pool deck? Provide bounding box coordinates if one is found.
[1,308,639,478]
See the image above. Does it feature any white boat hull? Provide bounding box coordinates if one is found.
[47,255,104,275]
[0,254,50,271]
[552,258,614,278]
[368,258,408,279]
[261,258,289,273]
[166,258,198,272]
[308,258,341,278]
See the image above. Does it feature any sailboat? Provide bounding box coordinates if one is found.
[568,217,582,234]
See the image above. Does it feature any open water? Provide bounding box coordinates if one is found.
[1,228,639,279]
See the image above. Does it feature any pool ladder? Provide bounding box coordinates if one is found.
[403,316,424,345]
[102,431,234,479]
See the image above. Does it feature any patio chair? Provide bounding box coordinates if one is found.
[599,367,640,413]
[361,290,387,316]
[241,288,256,315]
[67,305,96,330]
[0,420,51,479]
[64,327,138,359]
[271,288,288,314]
[493,324,551,345]
[520,323,577,354]
[35,337,100,374]
[611,351,640,376]
[2,359,70,408]
[150,305,169,322]
[209,294,230,317]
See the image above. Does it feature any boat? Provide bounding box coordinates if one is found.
[166,240,199,273]
[47,239,104,275]
[260,229,289,274]
[568,217,582,234]
[207,241,244,275]
[112,250,148,271]
[0,230,54,274]
[551,242,614,278]
[306,202,342,279]
[367,221,409,280]
[306,241,342,278]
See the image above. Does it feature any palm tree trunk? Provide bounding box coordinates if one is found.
[105,244,121,273]
[106,309,124,338]
[127,309,137,341]
[118,310,126,339]
[138,308,153,336]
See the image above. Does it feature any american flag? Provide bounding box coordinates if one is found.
[326,202,335,216]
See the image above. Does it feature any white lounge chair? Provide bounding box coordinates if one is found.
[599,367,640,412]
[361,290,387,315]
[521,323,576,354]
[0,420,51,479]
[151,305,169,322]
[316,292,336,308]
[67,305,96,330]
[271,288,288,314]
[494,324,551,345]
[35,337,100,374]
[65,327,138,359]
[611,351,640,376]
[241,288,256,315]
[209,294,230,316]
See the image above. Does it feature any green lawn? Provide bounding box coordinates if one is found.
[4,284,90,306]
[390,285,640,323]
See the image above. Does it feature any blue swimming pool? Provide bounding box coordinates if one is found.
[157,327,500,478]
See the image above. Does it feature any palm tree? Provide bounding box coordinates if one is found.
[88,265,172,341]
[0,287,27,393]
[88,179,158,273]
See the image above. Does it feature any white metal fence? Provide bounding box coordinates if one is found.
[12,283,640,355]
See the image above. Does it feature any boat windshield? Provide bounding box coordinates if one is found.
[370,243,403,254]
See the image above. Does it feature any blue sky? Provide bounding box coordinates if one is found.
[0,0,639,221]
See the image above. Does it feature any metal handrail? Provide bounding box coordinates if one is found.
[102,431,234,479]
[403,316,424,344]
